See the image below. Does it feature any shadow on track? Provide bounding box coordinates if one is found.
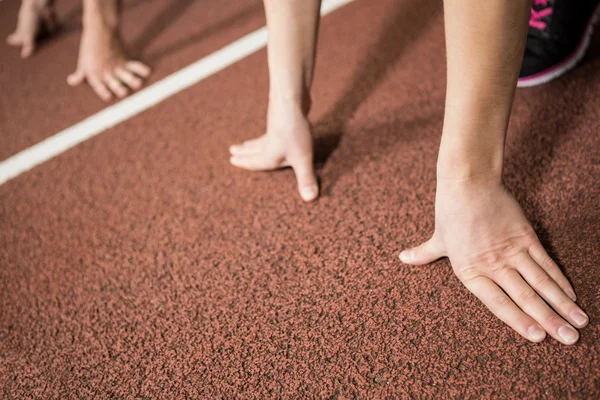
[143,2,264,63]
[313,0,441,193]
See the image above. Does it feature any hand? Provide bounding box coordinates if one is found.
[400,179,589,344]
[6,0,57,58]
[67,22,150,101]
[229,101,319,202]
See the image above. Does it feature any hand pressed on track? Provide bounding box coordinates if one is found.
[67,22,150,101]
[400,179,588,344]
[229,103,319,202]
[7,0,57,58]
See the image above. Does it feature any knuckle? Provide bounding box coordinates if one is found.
[532,272,552,287]
[540,257,557,271]
[491,264,512,282]
[482,251,502,265]
[458,266,480,281]
[557,298,574,310]
[518,289,538,303]
[544,313,563,327]
[492,295,510,307]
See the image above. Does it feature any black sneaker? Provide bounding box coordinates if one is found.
[518,0,600,87]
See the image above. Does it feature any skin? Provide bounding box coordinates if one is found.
[399,0,588,345]
[229,0,321,202]
[6,0,57,58]
[233,0,589,344]
[7,0,151,101]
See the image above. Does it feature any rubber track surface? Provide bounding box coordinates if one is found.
[1,0,599,398]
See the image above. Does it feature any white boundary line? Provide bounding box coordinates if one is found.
[0,0,353,186]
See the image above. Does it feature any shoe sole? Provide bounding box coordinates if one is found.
[517,2,600,88]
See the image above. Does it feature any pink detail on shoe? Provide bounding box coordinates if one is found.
[530,0,553,29]
[518,2,600,87]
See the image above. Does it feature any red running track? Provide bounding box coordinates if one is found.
[1,0,600,398]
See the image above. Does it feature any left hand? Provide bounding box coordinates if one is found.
[399,179,589,344]
[7,0,57,58]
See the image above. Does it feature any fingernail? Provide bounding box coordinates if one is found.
[399,250,411,262]
[570,310,588,327]
[564,288,576,302]
[557,325,579,344]
[300,186,318,201]
[528,325,546,342]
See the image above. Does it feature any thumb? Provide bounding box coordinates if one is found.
[291,155,319,202]
[7,33,22,46]
[399,236,445,265]
[21,38,35,58]
[67,69,85,86]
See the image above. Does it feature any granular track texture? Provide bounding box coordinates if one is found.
[1,0,599,398]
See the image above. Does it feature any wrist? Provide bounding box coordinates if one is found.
[268,88,311,116]
[83,0,119,31]
[436,151,503,183]
[436,124,505,183]
[435,163,505,213]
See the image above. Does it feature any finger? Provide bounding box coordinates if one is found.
[104,73,128,98]
[463,276,546,343]
[517,256,588,328]
[21,38,35,58]
[115,67,143,90]
[229,137,266,156]
[290,154,318,202]
[497,268,579,345]
[67,69,85,86]
[88,76,112,102]
[399,236,445,265]
[126,61,151,77]
[240,137,265,149]
[529,241,575,301]
[229,144,257,156]
[230,155,284,172]
[7,33,22,46]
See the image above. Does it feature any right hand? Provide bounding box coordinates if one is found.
[67,20,151,101]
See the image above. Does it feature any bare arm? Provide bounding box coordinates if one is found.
[264,0,321,110]
[228,0,322,202]
[401,0,589,344]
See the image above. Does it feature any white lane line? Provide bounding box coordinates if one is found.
[0,0,353,186]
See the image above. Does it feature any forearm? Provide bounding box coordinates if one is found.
[263,0,321,110]
[82,0,121,31]
[438,0,530,182]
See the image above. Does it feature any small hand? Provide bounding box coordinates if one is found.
[400,179,588,344]
[7,0,57,58]
[229,102,319,202]
[67,23,150,101]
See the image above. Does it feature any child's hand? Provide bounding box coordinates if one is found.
[400,179,588,344]
[67,21,150,101]
[7,0,56,58]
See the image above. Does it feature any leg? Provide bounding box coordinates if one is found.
[7,0,57,58]
[229,0,321,202]
[400,0,588,344]
[67,0,151,101]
